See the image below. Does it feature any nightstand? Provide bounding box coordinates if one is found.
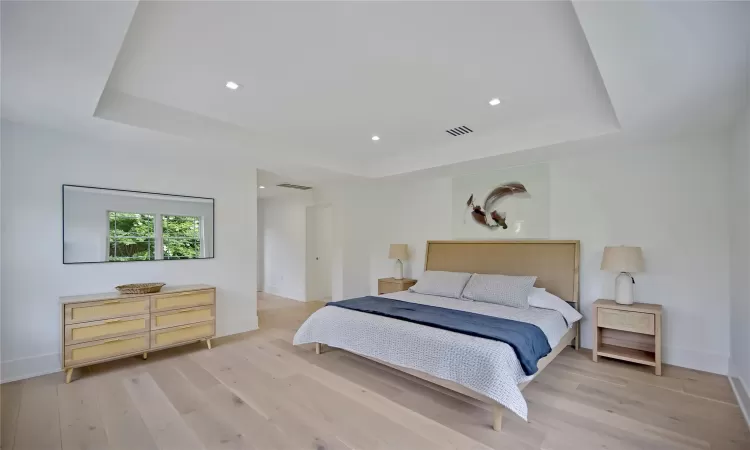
[378,278,417,295]
[593,299,662,375]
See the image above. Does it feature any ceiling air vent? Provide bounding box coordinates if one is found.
[277,183,312,191]
[446,126,473,136]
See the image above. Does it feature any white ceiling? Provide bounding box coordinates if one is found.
[0,0,173,144]
[2,1,749,186]
[573,1,750,137]
[101,0,618,176]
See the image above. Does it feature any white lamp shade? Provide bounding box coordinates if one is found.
[601,246,644,273]
[388,244,409,260]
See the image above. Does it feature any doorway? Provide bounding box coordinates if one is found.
[306,204,333,301]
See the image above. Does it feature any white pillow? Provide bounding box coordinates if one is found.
[460,273,537,308]
[408,271,472,298]
[528,288,583,327]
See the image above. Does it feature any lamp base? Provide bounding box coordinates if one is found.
[614,272,634,305]
[394,260,404,280]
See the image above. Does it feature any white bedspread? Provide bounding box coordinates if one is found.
[293,291,573,420]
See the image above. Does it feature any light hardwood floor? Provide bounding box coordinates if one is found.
[1,292,748,450]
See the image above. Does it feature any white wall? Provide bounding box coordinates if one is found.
[729,100,750,418]
[258,194,313,301]
[0,120,259,382]
[318,132,732,374]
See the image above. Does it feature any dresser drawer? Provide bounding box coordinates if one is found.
[64,333,149,368]
[151,305,215,330]
[150,322,214,349]
[598,308,655,335]
[64,297,150,324]
[151,289,214,312]
[65,314,149,345]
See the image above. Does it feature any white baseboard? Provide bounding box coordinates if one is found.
[579,343,728,375]
[663,346,729,375]
[2,316,260,384]
[263,287,308,302]
[729,376,750,430]
[729,359,750,430]
[217,315,259,338]
[1,353,61,384]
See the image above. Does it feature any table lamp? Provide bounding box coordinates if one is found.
[601,246,644,305]
[389,244,409,280]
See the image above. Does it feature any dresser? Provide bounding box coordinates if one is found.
[377,278,417,295]
[61,284,216,383]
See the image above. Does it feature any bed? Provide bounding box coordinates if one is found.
[294,240,580,430]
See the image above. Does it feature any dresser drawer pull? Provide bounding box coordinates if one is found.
[174,324,194,330]
[104,319,123,324]
[102,300,121,305]
[172,307,200,314]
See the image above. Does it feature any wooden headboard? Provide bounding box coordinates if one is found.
[424,240,580,306]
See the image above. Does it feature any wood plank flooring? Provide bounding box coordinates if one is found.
[1,292,748,450]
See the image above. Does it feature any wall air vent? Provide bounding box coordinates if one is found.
[445,126,473,136]
[277,183,313,191]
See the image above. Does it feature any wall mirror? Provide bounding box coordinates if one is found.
[63,185,215,264]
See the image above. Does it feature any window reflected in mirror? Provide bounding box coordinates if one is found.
[108,212,155,261]
[162,215,203,260]
[63,185,214,264]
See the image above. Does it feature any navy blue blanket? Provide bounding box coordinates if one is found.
[327,296,551,375]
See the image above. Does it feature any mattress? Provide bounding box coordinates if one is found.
[293,290,573,420]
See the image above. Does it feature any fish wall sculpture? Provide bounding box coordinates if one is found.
[466,182,528,229]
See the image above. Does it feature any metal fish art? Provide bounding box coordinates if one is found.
[466,182,528,230]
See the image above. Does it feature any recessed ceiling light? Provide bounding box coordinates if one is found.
[259,185,265,189]
[371,136,380,141]
[489,98,501,106]
[226,81,240,90]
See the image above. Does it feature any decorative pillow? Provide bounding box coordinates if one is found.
[408,271,472,299]
[528,287,583,327]
[461,273,537,308]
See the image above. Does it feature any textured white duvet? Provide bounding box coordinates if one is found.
[293,291,574,420]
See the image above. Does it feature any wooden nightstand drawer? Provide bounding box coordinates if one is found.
[378,281,402,295]
[378,278,417,295]
[150,289,214,312]
[597,308,655,335]
[65,314,150,345]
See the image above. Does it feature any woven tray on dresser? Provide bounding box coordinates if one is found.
[115,282,166,294]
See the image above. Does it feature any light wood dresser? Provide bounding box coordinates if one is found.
[592,299,662,375]
[60,284,215,383]
[377,277,417,295]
